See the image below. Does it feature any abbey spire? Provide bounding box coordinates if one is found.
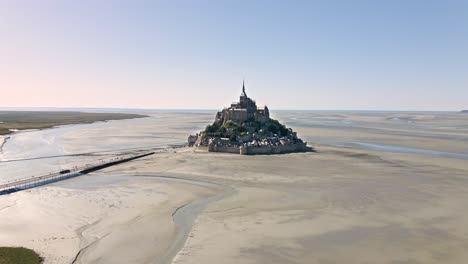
[241,80,247,97]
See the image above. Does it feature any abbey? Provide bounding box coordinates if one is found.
[215,81,270,125]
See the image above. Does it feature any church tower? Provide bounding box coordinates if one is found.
[239,80,248,108]
[240,80,247,97]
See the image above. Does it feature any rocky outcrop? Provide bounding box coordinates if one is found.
[188,82,312,155]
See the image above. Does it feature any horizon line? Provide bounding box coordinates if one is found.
[0,106,465,113]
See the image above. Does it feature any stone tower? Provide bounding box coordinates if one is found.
[241,80,247,97]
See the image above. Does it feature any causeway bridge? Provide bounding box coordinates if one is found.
[0,152,155,195]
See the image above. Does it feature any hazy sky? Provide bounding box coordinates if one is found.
[1,0,467,110]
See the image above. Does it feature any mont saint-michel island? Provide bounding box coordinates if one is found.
[189,82,311,155]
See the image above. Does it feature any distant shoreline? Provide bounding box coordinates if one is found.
[0,107,464,113]
[0,111,148,136]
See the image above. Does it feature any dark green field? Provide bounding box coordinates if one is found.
[0,247,42,264]
[0,111,147,135]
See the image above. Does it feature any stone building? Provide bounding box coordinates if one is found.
[214,81,270,125]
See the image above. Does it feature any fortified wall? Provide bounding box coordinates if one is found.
[206,143,309,155]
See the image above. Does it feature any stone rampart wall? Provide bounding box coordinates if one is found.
[243,143,308,155]
[203,143,309,155]
[208,145,240,154]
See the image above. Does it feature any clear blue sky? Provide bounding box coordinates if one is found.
[1,0,467,110]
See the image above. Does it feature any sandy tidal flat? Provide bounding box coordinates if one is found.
[158,148,468,264]
[1,110,468,264]
[0,172,220,264]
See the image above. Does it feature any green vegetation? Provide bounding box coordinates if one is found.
[0,111,147,135]
[0,247,42,264]
[268,119,289,136]
[203,117,290,139]
[243,118,262,132]
[223,120,237,128]
[204,120,248,138]
[204,124,222,137]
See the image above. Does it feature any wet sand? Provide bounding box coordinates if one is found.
[0,136,9,153]
[0,166,223,264]
[1,110,468,263]
[151,147,468,264]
